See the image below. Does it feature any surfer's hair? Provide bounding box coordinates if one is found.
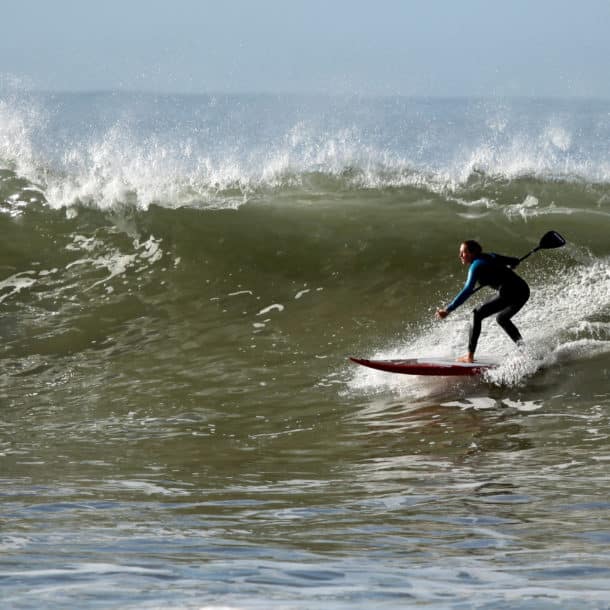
[462,240,482,256]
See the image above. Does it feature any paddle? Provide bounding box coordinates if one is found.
[516,230,566,264]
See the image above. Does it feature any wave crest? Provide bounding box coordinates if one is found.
[1,90,609,211]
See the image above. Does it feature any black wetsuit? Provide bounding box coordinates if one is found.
[446,253,530,354]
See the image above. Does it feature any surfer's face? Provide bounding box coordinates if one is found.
[459,243,475,265]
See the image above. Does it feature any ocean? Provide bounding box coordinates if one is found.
[1,89,609,609]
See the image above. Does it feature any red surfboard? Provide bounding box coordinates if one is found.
[350,357,496,376]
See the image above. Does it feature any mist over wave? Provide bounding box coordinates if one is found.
[0,89,609,212]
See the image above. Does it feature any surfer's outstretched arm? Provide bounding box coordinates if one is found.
[444,260,481,314]
[436,263,476,319]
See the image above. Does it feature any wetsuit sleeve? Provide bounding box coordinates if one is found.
[490,253,520,269]
[446,260,480,312]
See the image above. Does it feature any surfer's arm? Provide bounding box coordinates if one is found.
[446,261,480,313]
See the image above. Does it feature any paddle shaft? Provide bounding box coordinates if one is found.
[517,246,540,264]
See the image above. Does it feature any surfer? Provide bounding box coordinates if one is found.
[435,240,530,362]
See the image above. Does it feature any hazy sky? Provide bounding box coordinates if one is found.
[1,0,609,97]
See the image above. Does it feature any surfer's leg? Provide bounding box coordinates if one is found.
[496,313,522,343]
[469,295,506,354]
[496,285,530,344]
[496,283,530,344]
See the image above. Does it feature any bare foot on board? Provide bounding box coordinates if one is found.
[456,354,475,363]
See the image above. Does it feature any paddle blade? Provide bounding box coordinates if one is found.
[539,230,566,250]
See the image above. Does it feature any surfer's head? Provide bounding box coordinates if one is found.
[459,240,482,265]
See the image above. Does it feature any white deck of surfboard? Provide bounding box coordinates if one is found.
[411,358,496,368]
